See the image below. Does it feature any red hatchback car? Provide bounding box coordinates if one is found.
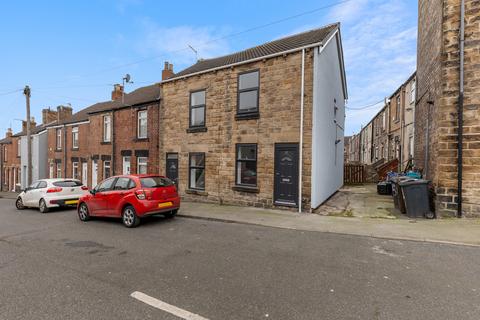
[77,175,180,228]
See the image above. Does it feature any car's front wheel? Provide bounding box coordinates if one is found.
[39,199,49,214]
[15,197,25,210]
[122,205,140,228]
[78,203,90,221]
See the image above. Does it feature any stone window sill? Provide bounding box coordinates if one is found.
[187,127,208,133]
[134,137,149,142]
[235,112,259,120]
[185,189,208,196]
[55,149,62,152]
[100,141,111,145]
[232,185,259,193]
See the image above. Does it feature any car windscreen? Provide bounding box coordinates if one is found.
[53,180,83,187]
[140,177,174,188]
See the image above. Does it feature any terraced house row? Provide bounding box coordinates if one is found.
[0,23,348,212]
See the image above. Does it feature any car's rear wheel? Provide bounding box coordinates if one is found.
[164,209,178,219]
[15,197,25,210]
[78,203,90,221]
[39,199,49,214]
[122,206,140,228]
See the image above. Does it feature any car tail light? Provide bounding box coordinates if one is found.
[81,186,88,191]
[47,187,63,193]
[135,190,146,200]
[135,189,152,200]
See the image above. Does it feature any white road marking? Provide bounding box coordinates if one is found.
[131,291,210,320]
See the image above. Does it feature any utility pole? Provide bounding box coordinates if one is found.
[24,85,32,186]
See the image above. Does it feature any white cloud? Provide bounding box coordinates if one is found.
[139,19,232,68]
[328,0,369,24]
[115,0,142,14]
[335,0,417,134]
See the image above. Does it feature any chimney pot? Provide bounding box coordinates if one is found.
[5,128,12,138]
[162,61,174,80]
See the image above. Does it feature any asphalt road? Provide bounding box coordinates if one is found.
[0,198,479,320]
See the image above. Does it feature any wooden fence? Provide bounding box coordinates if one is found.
[344,164,366,184]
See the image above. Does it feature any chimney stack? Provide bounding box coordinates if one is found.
[5,128,12,138]
[22,117,36,133]
[162,61,174,80]
[112,84,124,101]
[57,105,73,122]
[42,107,58,125]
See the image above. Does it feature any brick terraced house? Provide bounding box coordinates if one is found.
[87,84,161,185]
[46,85,161,189]
[371,105,389,164]
[416,0,480,217]
[159,23,348,211]
[0,128,20,192]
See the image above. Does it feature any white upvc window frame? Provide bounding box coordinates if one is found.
[72,127,79,149]
[17,139,21,157]
[137,157,148,174]
[56,163,62,178]
[122,156,131,175]
[49,163,54,179]
[56,128,62,149]
[72,162,79,180]
[410,80,416,104]
[103,115,111,142]
[103,160,111,179]
[137,110,148,139]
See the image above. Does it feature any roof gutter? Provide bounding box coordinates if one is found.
[457,0,465,218]
[161,30,340,85]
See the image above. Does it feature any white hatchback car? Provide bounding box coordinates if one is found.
[16,179,89,213]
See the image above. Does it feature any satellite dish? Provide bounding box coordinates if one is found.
[124,74,131,83]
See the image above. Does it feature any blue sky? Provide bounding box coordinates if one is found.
[0,0,417,136]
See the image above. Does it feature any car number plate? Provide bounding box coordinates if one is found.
[158,202,173,208]
[65,200,79,205]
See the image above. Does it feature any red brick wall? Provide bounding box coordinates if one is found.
[1,136,21,191]
[87,112,114,184]
[113,103,160,176]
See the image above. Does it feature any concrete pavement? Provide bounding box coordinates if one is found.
[179,201,480,247]
[0,198,479,320]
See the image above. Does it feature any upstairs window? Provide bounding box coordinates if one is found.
[395,96,400,121]
[189,90,206,128]
[103,115,111,142]
[56,128,62,149]
[237,70,259,116]
[3,146,7,161]
[17,140,21,157]
[410,80,416,104]
[137,110,148,139]
[236,144,257,187]
[72,127,79,149]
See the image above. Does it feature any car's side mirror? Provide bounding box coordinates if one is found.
[89,190,96,195]
[23,188,29,193]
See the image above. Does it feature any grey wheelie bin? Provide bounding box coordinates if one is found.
[399,179,435,219]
